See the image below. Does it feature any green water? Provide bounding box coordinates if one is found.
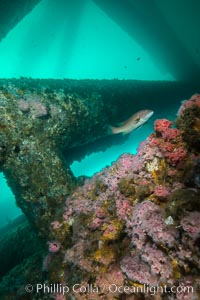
[0,0,174,80]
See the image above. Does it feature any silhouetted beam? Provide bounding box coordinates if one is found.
[0,215,43,280]
[0,0,41,42]
[93,0,200,81]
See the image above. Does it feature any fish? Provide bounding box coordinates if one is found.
[109,109,154,135]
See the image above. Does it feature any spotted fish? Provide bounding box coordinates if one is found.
[109,109,154,135]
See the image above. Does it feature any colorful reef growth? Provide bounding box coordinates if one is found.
[1,93,200,299]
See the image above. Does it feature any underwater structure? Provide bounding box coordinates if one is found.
[0,0,41,42]
[1,1,200,299]
[0,78,200,299]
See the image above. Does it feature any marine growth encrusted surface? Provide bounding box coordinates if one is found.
[1,94,200,299]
